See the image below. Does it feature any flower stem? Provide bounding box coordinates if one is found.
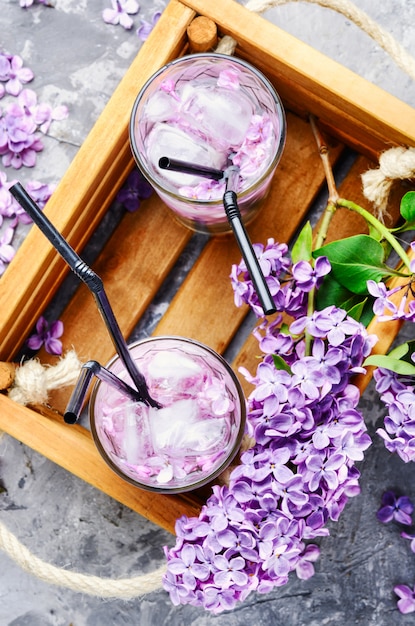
[337,198,412,271]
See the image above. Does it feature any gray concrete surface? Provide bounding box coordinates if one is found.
[1,0,415,624]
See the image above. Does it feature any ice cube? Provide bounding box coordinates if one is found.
[147,349,202,382]
[143,90,179,123]
[145,123,226,188]
[121,402,150,464]
[180,83,254,148]
[150,398,227,455]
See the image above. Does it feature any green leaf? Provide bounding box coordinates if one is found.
[315,274,353,310]
[363,354,415,376]
[272,354,292,374]
[400,191,415,225]
[291,222,312,264]
[387,342,410,360]
[347,298,368,322]
[313,234,389,294]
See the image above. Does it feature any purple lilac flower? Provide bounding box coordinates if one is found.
[0,88,68,169]
[367,278,415,323]
[137,10,162,40]
[163,238,375,612]
[374,367,415,462]
[0,223,16,275]
[376,490,413,525]
[18,88,68,134]
[27,316,63,355]
[103,0,139,30]
[292,256,331,292]
[395,583,415,614]
[0,53,33,97]
[115,168,153,211]
[295,543,320,579]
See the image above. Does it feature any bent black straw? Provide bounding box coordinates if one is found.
[64,360,142,424]
[157,159,276,315]
[10,182,159,408]
[223,175,276,316]
[159,156,224,181]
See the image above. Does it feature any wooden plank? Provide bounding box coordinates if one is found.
[0,0,195,362]
[181,0,415,156]
[0,395,202,532]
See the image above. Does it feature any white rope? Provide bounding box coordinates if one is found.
[361,147,415,219]
[1,0,415,601]
[0,521,165,599]
[8,350,82,406]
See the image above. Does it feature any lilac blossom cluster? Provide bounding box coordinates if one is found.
[377,491,415,614]
[367,244,415,323]
[0,49,67,276]
[0,87,68,169]
[373,366,415,462]
[163,239,375,613]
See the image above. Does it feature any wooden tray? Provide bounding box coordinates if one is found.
[0,0,415,533]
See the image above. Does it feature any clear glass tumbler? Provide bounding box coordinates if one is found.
[89,336,246,494]
[129,53,286,234]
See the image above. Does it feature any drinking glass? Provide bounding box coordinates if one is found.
[129,53,286,234]
[89,336,246,494]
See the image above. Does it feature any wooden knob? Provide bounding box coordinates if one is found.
[187,16,218,53]
[0,362,17,390]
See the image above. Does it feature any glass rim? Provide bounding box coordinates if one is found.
[129,52,286,206]
[89,335,247,494]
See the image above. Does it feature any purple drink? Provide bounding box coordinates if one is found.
[89,337,246,493]
[130,53,286,234]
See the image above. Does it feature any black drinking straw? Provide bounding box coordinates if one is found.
[159,156,224,181]
[158,157,277,315]
[10,182,160,408]
[64,360,142,424]
[223,174,276,316]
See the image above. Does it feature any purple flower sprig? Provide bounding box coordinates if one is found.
[0,172,55,276]
[163,239,375,613]
[373,367,415,463]
[27,315,64,356]
[376,491,415,614]
[0,88,68,170]
[377,490,414,525]
[115,168,153,212]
